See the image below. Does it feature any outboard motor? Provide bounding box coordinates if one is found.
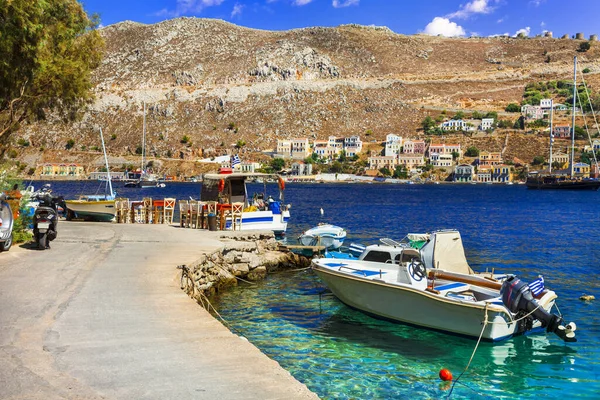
[501,275,576,342]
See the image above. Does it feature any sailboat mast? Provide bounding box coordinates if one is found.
[99,127,114,198]
[549,99,554,174]
[142,101,146,175]
[570,56,577,178]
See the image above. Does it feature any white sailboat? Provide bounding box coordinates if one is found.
[124,102,164,188]
[65,128,117,222]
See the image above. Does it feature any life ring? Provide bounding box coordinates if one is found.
[278,177,285,191]
[218,179,225,192]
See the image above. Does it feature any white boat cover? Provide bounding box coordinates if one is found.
[420,230,474,275]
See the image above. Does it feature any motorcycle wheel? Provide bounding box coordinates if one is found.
[38,232,47,250]
[0,234,12,252]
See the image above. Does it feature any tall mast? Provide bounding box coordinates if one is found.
[549,99,554,174]
[142,101,146,174]
[99,127,114,198]
[570,57,577,178]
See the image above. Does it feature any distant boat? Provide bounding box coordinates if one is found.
[66,128,116,222]
[125,102,166,189]
[526,57,600,191]
[298,224,346,249]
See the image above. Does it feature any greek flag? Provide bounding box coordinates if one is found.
[231,154,241,167]
[528,276,545,296]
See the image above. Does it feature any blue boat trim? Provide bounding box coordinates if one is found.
[435,282,468,291]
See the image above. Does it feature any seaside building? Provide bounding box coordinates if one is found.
[368,155,397,170]
[477,151,502,167]
[593,139,600,152]
[403,139,426,154]
[291,138,311,160]
[454,164,475,182]
[344,136,363,157]
[476,165,492,182]
[40,163,85,177]
[291,161,313,176]
[553,125,571,138]
[276,139,292,158]
[397,154,426,169]
[552,152,569,169]
[431,153,453,167]
[540,99,553,109]
[428,143,462,158]
[440,119,467,131]
[492,165,512,183]
[573,162,591,178]
[521,104,545,121]
[384,134,403,157]
[89,171,127,180]
[480,118,494,131]
[240,161,261,173]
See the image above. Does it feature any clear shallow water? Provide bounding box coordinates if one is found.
[38,181,600,399]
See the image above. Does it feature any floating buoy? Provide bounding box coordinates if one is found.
[439,368,453,381]
[580,294,595,301]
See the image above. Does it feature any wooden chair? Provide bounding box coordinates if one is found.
[189,200,200,229]
[116,198,130,223]
[133,202,146,223]
[231,202,244,231]
[179,200,189,227]
[163,198,176,225]
[142,197,152,224]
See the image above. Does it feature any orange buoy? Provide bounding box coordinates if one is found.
[439,368,453,381]
[278,176,285,191]
[218,179,225,192]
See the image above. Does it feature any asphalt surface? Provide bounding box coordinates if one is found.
[0,222,318,400]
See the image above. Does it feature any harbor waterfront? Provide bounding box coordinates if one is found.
[9,180,600,398]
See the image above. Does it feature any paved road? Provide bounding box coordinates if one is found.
[0,222,317,400]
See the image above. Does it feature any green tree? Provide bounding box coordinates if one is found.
[471,111,484,119]
[421,116,436,133]
[379,167,391,176]
[338,150,347,162]
[582,68,591,74]
[393,165,408,179]
[465,146,479,157]
[513,116,525,130]
[532,156,545,165]
[65,139,75,150]
[484,111,498,120]
[270,158,285,172]
[578,41,591,52]
[235,140,246,149]
[574,125,586,139]
[453,111,465,120]
[451,151,460,160]
[0,0,104,150]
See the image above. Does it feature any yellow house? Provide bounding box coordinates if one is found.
[40,163,85,177]
[573,163,590,178]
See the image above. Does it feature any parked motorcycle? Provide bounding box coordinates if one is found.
[33,193,63,250]
[0,193,14,252]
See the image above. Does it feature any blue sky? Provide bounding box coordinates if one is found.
[83,0,600,39]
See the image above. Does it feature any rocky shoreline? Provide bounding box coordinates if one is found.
[181,231,312,304]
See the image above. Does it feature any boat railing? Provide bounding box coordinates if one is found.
[379,238,406,247]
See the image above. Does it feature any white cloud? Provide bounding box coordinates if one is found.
[332,0,359,7]
[155,0,226,17]
[496,18,504,23]
[540,21,546,27]
[231,3,244,18]
[293,0,314,5]
[489,32,510,37]
[423,17,466,37]
[514,27,531,37]
[529,0,546,6]
[447,0,497,19]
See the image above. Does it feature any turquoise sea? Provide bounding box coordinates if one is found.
[39,180,600,399]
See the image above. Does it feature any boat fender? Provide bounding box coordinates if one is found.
[218,179,225,192]
[278,177,285,191]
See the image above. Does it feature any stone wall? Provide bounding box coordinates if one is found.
[182,231,311,303]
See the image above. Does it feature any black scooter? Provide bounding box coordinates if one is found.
[33,193,63,250]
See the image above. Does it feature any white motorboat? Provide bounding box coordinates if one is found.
[201,171,290,234]
[312,230,577,342]
[299,224,346,249]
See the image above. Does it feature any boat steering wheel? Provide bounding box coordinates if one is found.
[408,259,427,282]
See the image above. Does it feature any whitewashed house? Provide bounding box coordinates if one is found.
[344,136,363,157]
[384,134,403,157]
[480,118,494,131]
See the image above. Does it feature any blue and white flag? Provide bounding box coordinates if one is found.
[231,154,241,167]
[528,276,545,296]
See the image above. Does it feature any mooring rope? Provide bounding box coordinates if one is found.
[447,303,489,399]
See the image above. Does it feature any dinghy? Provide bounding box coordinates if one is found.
[299,224,346,249]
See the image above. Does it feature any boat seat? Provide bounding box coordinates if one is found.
[434,282,470,294]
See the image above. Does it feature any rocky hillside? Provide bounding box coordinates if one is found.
[6,18,600,176]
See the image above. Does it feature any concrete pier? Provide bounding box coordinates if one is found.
[0,222,318,399]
